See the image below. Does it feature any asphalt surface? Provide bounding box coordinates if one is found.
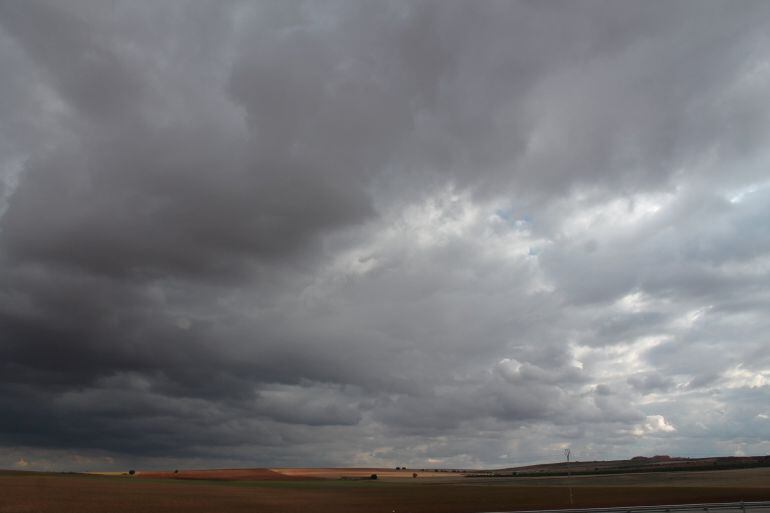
[486,502,770,513]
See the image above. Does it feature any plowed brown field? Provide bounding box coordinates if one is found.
[2,468,770,513]
[137,468,309,481]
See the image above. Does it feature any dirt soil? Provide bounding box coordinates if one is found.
[2,468,770,513]
[137,468,309,481]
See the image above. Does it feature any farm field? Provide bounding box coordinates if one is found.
[464,467,770,488]
[2,467,770,513]
[271,467,463,480]
[135,468,310,481]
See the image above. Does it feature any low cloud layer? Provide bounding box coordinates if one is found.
[1,0,770,471]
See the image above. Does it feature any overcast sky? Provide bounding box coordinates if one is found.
[1,0,770,472]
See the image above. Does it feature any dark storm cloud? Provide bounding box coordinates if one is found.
[0,0,375,281]
[1,0,770,470]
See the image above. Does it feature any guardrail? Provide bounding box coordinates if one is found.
[486,501,770,513]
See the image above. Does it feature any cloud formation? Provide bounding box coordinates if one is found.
[1,0,770,471]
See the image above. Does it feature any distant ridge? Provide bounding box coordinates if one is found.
[495,455,770,476]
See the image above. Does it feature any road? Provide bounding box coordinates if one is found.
[485,502,770,513]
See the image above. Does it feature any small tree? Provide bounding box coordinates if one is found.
[370,473,378,480]
[128,470,135,476]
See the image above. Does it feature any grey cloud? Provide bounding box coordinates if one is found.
[593,384,612,397]
[0,1,144,123]
[254,384,364,426]
[627,372,675,395]
[1,0,770,470]
[686,373,721,390]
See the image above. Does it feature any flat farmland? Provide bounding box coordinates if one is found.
[464,467,770,488]
[2,468,770,513]
[272,467,461,480]
[136,468,311,481]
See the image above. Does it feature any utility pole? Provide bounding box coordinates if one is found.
[564,448,574,506]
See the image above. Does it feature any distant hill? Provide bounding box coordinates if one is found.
[493,455,770,476]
